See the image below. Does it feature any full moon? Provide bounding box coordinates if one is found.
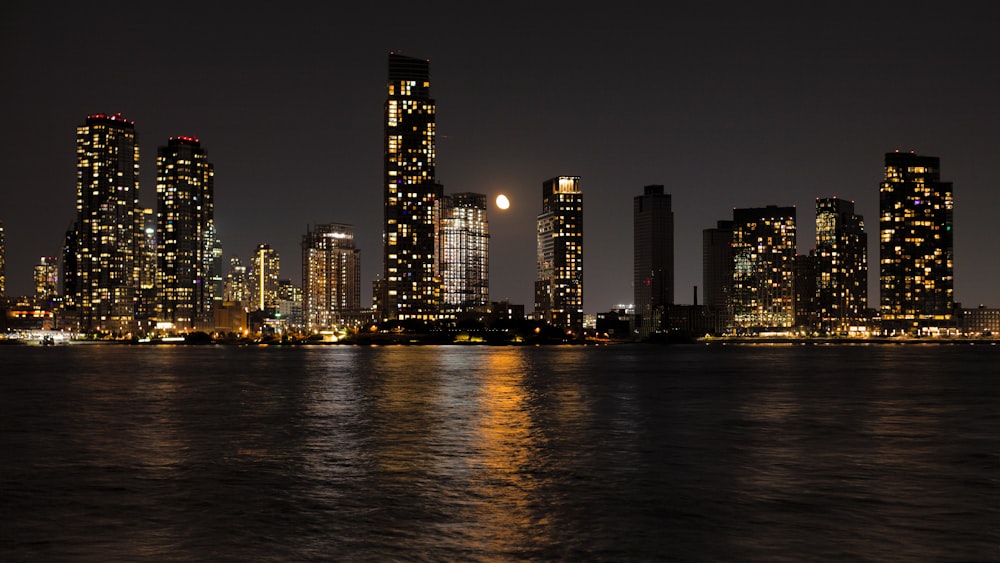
[495,194,510,210]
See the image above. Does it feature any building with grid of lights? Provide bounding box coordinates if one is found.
[381,52,443,321]
[815,197,867,333]
[731,206,797,333]
[154,136,215,330]
[879,151,954,334]
[302,223,361,330]
[535,176,583,334]
[64,113,142,333]
[440,193,489,317]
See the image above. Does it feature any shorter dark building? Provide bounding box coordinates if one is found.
[703,220,734,334]
[488,300,525,324]
[596,308,632,339]
[663,304,714,338]
[960,306,1000,336]
[795,252,817,332]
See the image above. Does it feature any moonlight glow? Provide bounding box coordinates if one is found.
[496,194,510,210]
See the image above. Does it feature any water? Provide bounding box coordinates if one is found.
[1,344,998,561]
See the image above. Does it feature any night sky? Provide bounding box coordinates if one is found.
[3,2,998,312]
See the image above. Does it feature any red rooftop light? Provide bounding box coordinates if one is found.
[87,112,133,125]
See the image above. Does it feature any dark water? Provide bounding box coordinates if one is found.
[1,343,998,561]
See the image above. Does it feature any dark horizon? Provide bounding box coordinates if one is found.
[3,3,998,311]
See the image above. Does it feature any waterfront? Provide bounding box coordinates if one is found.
[2,344,997,561]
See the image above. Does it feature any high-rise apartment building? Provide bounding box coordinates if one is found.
[302,223,361,330]
[224,256,250,309]
[276,279,303,331]
[879,151,954,333]
[815,197,867,333]
[34,256,59,302]
[731,206,797,332]
[67,113,142,333]
[139,208,157,290]
[251,243,280,311]
[633,185,674,339]
[382,52,442,321]
[535,176,583,333]
[703,220,735,334]
[440,193,489,316]
[155,136,215,330]
[207,229,224,312]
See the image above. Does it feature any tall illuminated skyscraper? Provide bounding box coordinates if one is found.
[155,136,215,330]
[815,197,867,333]
[879,151,954,333]
[382,52,442,322]
[440,193,489,316]
[302,223,361,330]
[535,176,583,333]
[67,113,142,333]
[633,185,674,339]
[251,243,280,311]
[731,206,797,332]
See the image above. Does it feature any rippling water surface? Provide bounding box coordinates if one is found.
[2,344,998,561]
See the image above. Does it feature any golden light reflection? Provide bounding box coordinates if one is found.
[468,350,550,551]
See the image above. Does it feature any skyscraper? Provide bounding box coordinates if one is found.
[207,229,224,313]
[34,256,59,302]
[879,151,954,333]
[633,185,674,339]
[535,176,583,334]
[224,256,250,309]
[155,136,215,330]
[139,207,157,303]
[815,197,867,333]
[703,220,734,334]
[67,113,142,333]
[302,223,361,330]
[794,252,818,330]
[383,52,442,321]
[440,193,489,316]
[251,243,280,311]
[731,206,797,332]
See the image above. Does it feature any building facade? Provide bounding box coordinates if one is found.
[702,220,735,334]
[66,113,142,333]
[223,256,250,310]
[961,306,1000,337]
[382,52,442,321]
[794,252,818,330]
[534,176,583,334]
[155,136,215,330]
[815,197,868,333]
[440,193,489,316]
[302,223,362,330]
[731,206,797,332]
[250,244,280,312]
[633,185,674,339]
[879,152,954,334]
[34,256,59,302]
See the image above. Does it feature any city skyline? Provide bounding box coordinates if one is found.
[2,4,998,311]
